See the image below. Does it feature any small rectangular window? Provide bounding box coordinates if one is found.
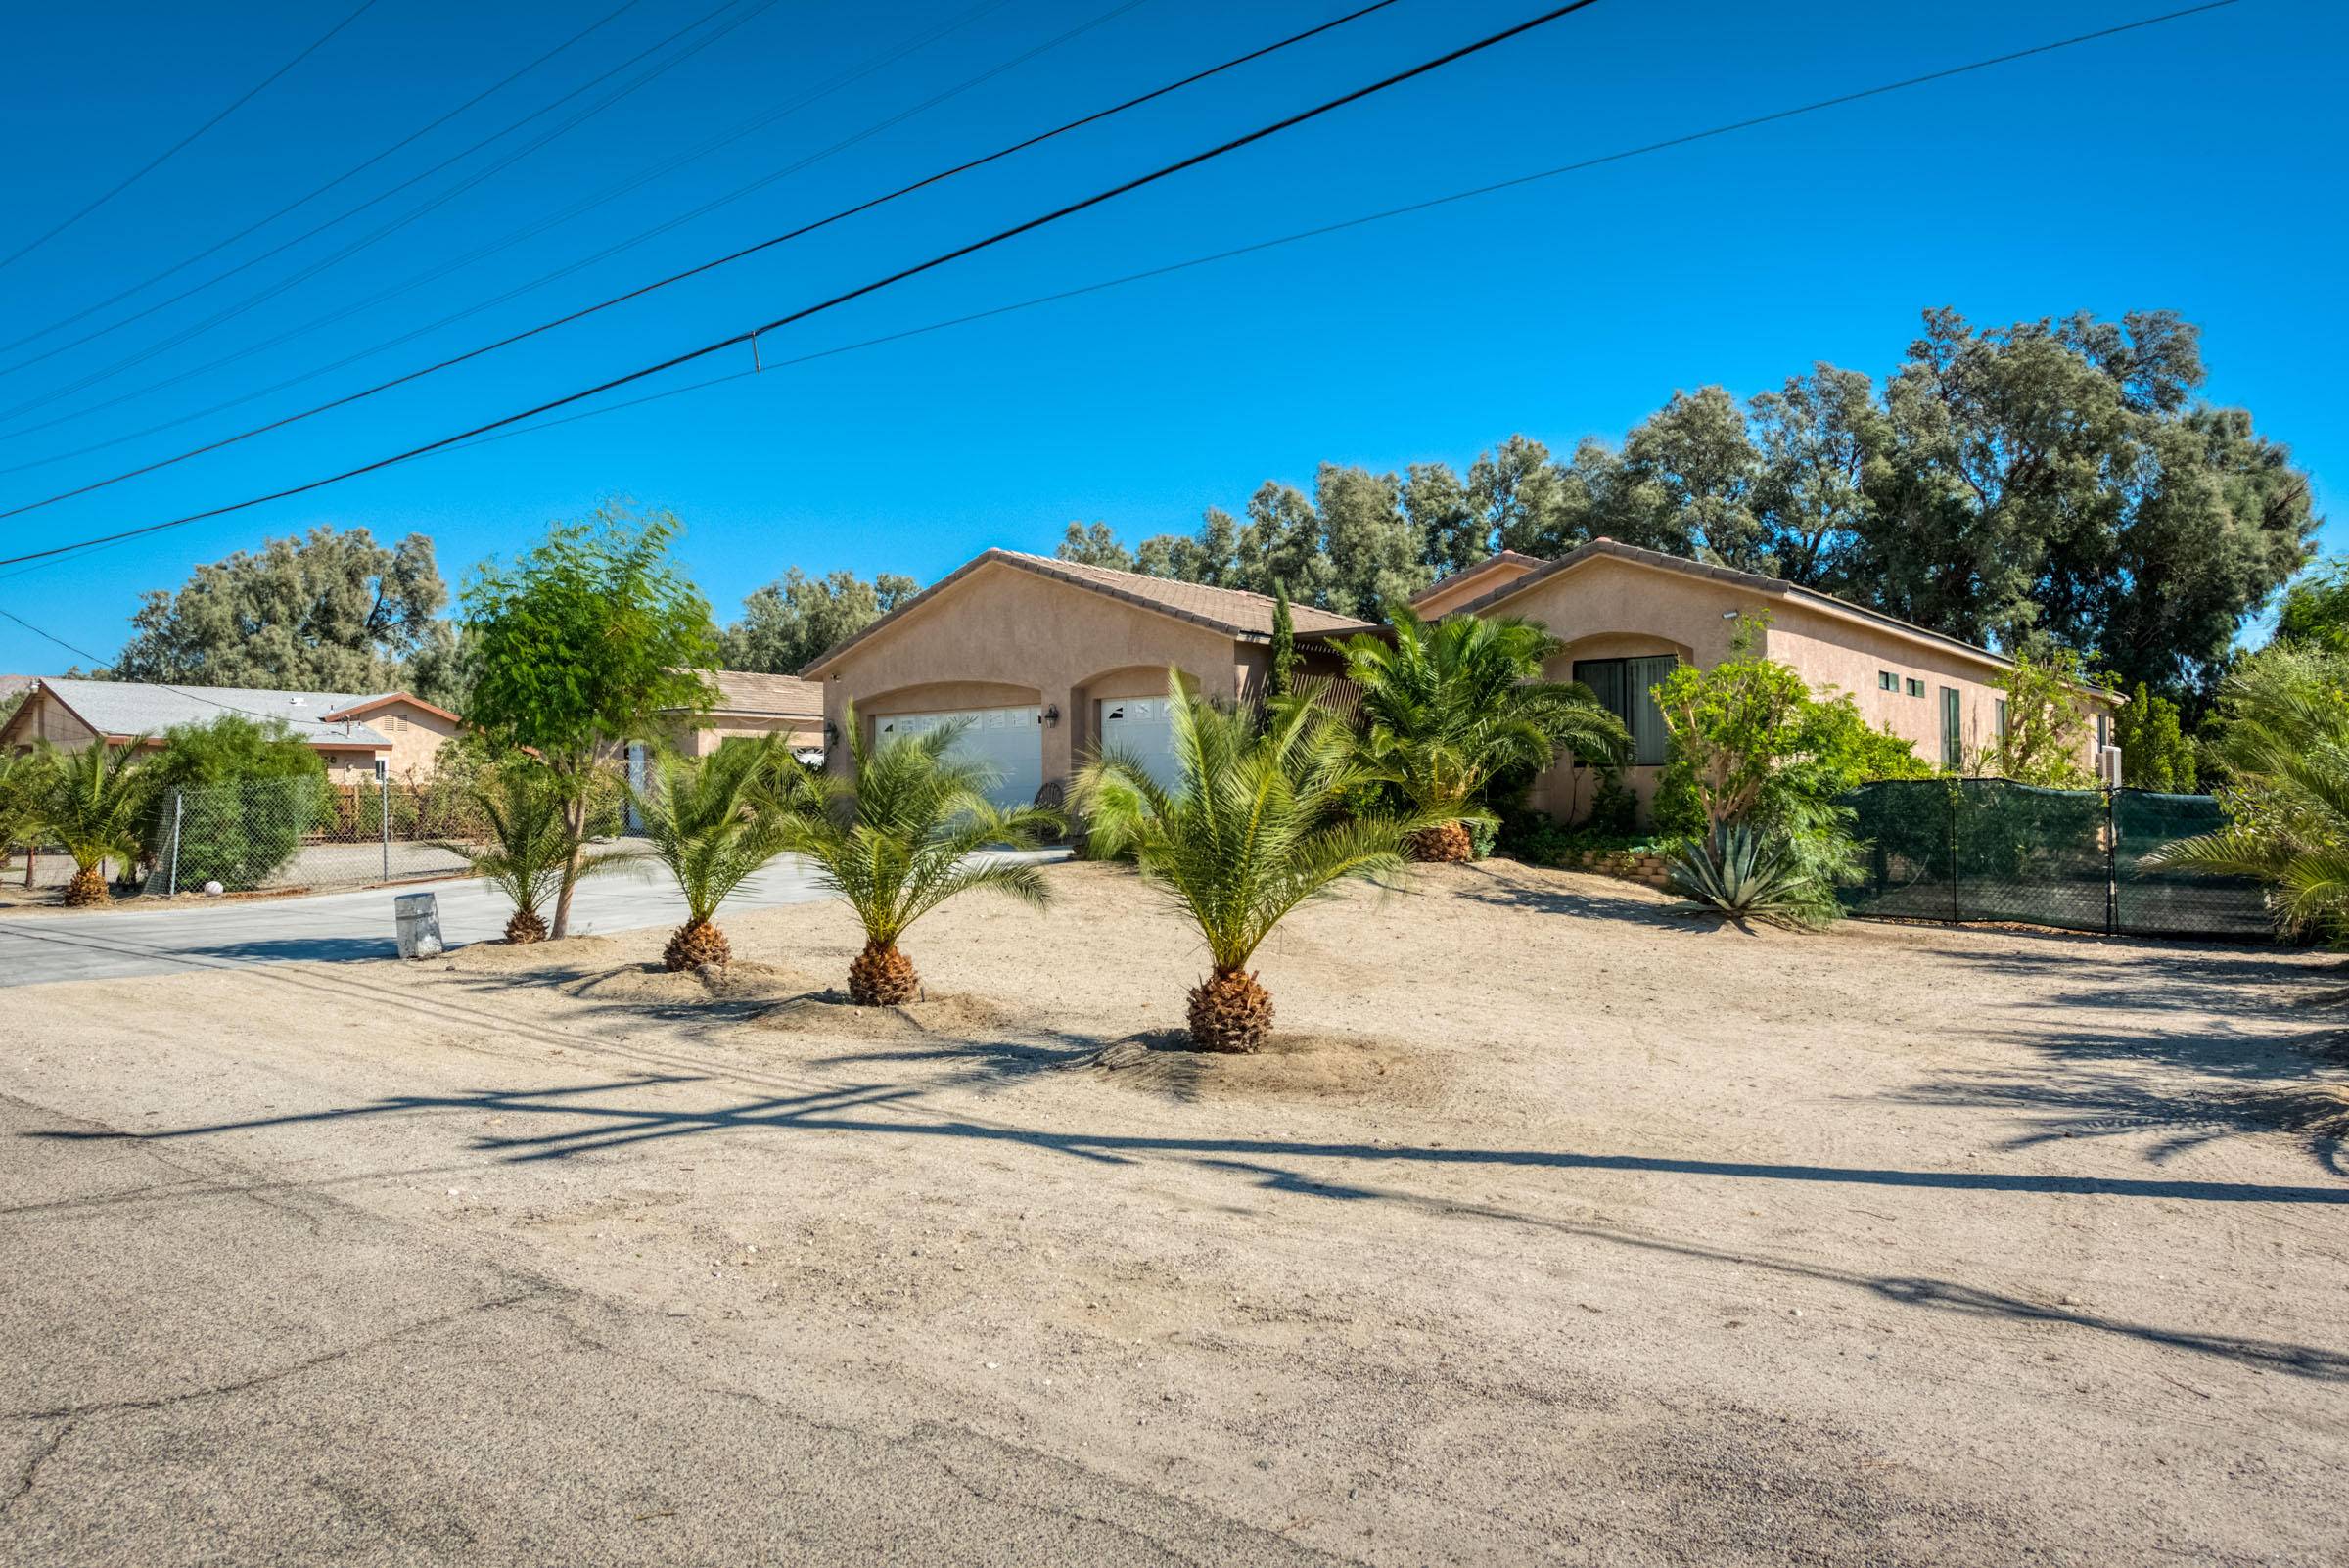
[1994,698,2008,740]
[1940,687,1962,768]
[1905,677,1924,698]
[1878,670,1897,691]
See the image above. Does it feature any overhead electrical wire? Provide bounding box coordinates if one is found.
[0,0,1610,576]
[0,0,1114,468]
[0,0,651,357]
[0,0,383,275]
[0,0,2238,601]
[0,0,780,401]
[0,0,1403,523]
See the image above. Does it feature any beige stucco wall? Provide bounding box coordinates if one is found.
[1478,556,2112,824]
[813,560,1250,793]
[322,747,392,785]
[354,701,462,778]
[1,690,102,752]
[1412,560,1538,620]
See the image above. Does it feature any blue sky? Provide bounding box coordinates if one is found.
[0,0,2336,670]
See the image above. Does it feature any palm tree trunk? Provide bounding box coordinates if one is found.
[63,860,109,908]
[849,940,918,1005]
[1187,967,1273,1052]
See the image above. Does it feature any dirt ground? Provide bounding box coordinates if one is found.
[3,858,2345,1565]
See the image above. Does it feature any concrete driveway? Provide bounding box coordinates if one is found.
[0,851,1068,986]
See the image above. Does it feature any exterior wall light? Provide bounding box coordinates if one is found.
[1041,704,1061,726]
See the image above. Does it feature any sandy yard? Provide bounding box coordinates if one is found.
[2,857,2344,1565]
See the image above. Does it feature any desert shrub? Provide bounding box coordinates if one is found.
[141,715,324,891]
[1982,647,2099,786]
[1666,825,1828,926]
[2110,680,2196,792]
[1648,623,1929,921]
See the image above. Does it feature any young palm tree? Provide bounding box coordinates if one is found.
[36,743,154,906]
[631,735,797,970]
[464,758,628,945]
[1338,607,1629,862]
[2142,644,2349,936]
[1074,681,1428,1052]
[781,705,1057,1005]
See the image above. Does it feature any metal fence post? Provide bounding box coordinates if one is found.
[380,774,392,883]
[166,789,183,897]
[2104,787,2119,936]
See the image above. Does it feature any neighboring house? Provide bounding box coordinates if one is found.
[1410,539,2122,818]
[0,678,464,784]
[801,550,1372,807]
[661,670,825,759]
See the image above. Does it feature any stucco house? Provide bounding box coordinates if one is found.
[660,670,825,759]
[0,678,463,783]
[800,540,2118,824]
[801,550,1372,807]
[1410,538,2121,818]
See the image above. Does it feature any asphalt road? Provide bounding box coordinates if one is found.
[0,852,1067,986]
[0,1090,1333,1567]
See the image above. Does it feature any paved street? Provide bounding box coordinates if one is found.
[0,851,1067,986]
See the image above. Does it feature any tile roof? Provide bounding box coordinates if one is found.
[1407,550,1544,606]
[802,549,1376,674]
[0,675,34,701]
[23,678,395,747]
[696,669,822,718]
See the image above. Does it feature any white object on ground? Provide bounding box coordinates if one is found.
[203,881,223,897]
[394,892,444,959]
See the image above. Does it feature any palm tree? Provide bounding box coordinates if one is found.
[1074,681,1428,1052]
[781,705,1057,1005]
[36,743,154,906]
[2142,644,2349,936]
[464,757,631,945]
[630,735,798,970]
[1338,607,1629,862]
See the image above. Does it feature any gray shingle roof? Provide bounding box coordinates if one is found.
[30,679,394,747]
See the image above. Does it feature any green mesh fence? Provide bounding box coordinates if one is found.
[1841,780,2273,939]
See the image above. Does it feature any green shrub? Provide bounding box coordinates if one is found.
[142,716,325,891]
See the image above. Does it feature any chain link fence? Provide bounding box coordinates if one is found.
[143,775,491,897]
[1842,779,2274,938]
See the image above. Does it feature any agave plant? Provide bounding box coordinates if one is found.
[630,735,798,970]
[1074,680,1427,1052]
[35,742,155,906]
[781,705,1056,1005]
[2141,643,2349,937]
[1339,607,1628,862]
[1665,826,1833,927]
[465,757,630,945]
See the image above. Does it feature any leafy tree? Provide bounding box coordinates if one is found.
[780,708,1057,1004]
[1055,522,1134,571]
[140,715,325,892]
[112,527,449,693]
[1983,648,2098,787]
[464,757,629,945]
[719,566,919,674]
[2142,643,2349,937]
[2111,681,2196,792]
[1267,581,1298,702]
[463,506,715,938]
[0,747,48,851]
[1338,609,1627,861]
[2275,558,2349,654]
[1650,622,1928,922]
[1073,684,1427,1052]
[33,743,155,905]
[630,735,797,970]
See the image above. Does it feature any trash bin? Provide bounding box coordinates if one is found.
[394,891,444,960]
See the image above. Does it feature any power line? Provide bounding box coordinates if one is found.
[0,0,1403,524]
[0,0,650,359]
[0,0,2237,589]
[0,1,383,275]
[0,0,1087,470]
[0,0,777,405]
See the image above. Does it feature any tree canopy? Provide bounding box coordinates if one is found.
[1062,309,2318,704]
[111,527,454,696]
[719,566,918,673]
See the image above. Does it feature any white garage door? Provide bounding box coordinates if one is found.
[875,705,1043,810]
[1098,696,1185,794]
